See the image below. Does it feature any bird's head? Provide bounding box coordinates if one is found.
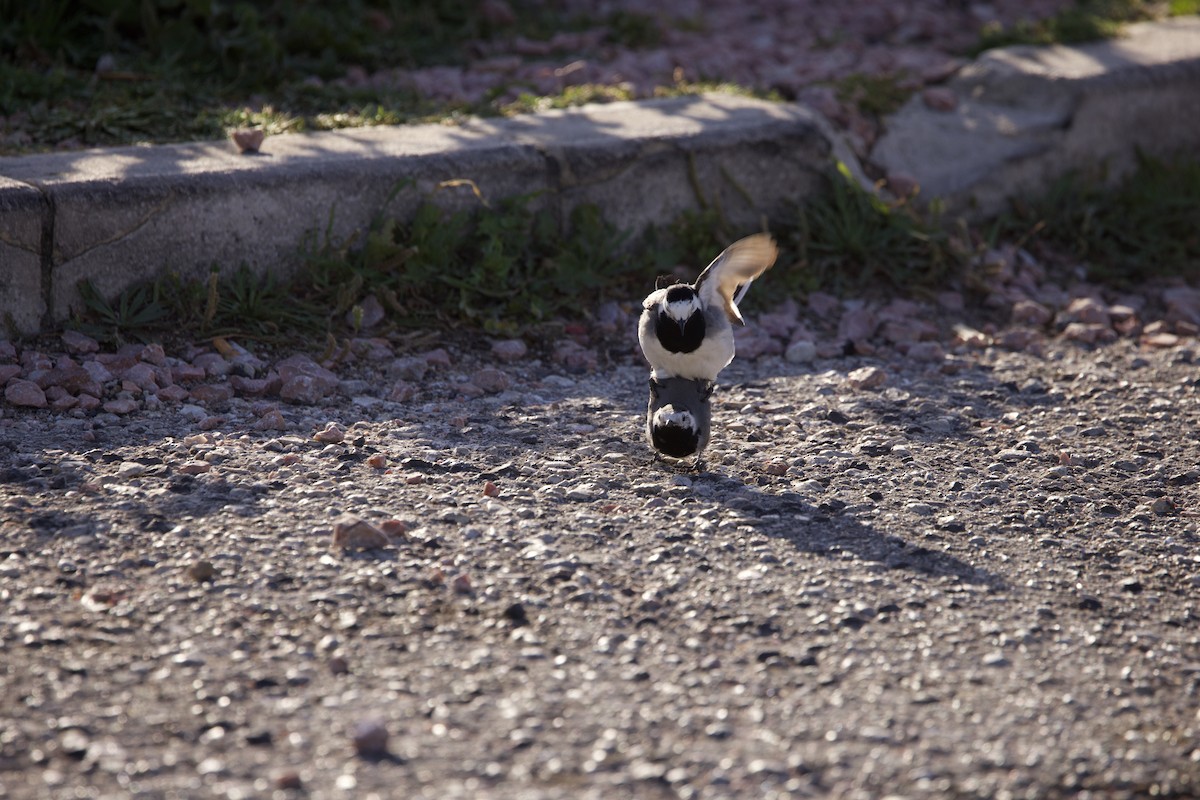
[662,285,701,332]
[650,405,701,458]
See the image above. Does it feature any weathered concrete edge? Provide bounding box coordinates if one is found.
[871,17,1200,219]
[0,93,854,335]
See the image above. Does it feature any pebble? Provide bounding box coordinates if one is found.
[331,514,392,550]
[61,330,100,354]
[102,397,138,415]
[192,353,231,377]
[1011,299,1053,327]
[1150,497,1175,515]
[274,771,303,790]
[347,294,386,330]
[846,366,886,390]
[982,651,1010,667]
[254,409,288,431]
[784,339,817,364]
[471,368,511,394]
[189,384,234,405]
[313,422,345,444]
[906,341,944,362]
[187,560,216,583]
[277,355,339,404]
[351,718,390,758]
[230,127,265,154]
[491,339,528,362]
[423,348,452,367]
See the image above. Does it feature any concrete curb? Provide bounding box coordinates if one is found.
[871,17,1200,217]
[0,93,854,336]
[1,17,1198,337]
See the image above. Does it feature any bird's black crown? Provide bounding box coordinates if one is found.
[664,285,696,304]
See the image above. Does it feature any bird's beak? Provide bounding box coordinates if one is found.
[676,319,688,334]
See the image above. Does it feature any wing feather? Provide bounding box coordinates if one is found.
[693,234,778,325]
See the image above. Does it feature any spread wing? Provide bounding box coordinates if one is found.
[693,234,778,325]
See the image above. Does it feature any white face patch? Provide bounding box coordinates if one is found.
[652,405,696,431]
[664,295,701,324]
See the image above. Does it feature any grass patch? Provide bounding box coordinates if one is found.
[787,163,953,295]
[831,73,912,119]
[67,152,1200,346]
[0,1,671,154]
[1001,151,1200,285]
[970,0,1178,54]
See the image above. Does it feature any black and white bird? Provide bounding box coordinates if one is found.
[646,376,713,468]
[638,233,778,381]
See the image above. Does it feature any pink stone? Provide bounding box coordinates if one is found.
[490,339,528,363]
[997,328,1040,351]
[1057,296,1109,327]
[103,397,139,414]
[5,379,46,408]
[83,360,114,384]
[1141,331,1180,348]
[172,364,206,383]
[807,292,841,318]
[254,409,288,430]
[277,355,339,404]
[471,368,511,394]
[345,294,386,330]
[423,348,452,368]
[847,366,886,390]
[76,394,101,411]
[388,381,416,403]
[906,341,945,362]
[230,375,273,397]
[1062,322,1115,345]
[158,385,189,403]
[123,362,159,391]
[139,343,167,366]
[837,306,877,344]
[61,330,100,354]
[0,364,22,383]
[190,384,234,405]
[230,127,265,154]
[1162,286,1200,325]
[193,353,231,378]
[332,515,392,551]
[50,394,78,412]
[1011,299,1053,327]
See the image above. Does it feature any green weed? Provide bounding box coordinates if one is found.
[832,73,911,119]
[1002,151,1200,284]
[971,0,1167,53]
[787,162,951,294]
[74,278,170,345]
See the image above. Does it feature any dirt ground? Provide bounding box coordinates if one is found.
[1,313,1197,799]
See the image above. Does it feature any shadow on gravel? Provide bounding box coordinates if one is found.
[699,475,1005,590]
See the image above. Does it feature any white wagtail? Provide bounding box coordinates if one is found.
[638,233,778,382]
[646,376,713,469]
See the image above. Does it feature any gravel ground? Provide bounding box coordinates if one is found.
[1,263,1198,798]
